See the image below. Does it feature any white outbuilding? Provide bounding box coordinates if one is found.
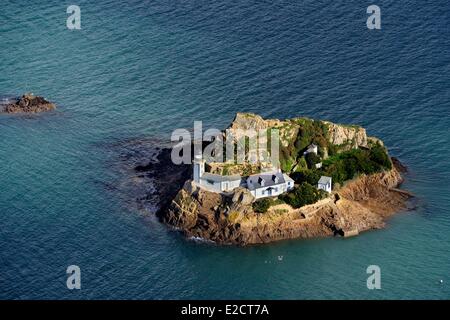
[317,176,332,193]
[304,143,318,156]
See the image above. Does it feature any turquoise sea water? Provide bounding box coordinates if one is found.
[1,0,450,299]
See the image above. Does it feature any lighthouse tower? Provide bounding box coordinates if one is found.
[193,155,205,183]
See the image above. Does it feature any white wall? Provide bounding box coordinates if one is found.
[252,182,289,199]
[199,179,222,193]
[318,182,331,193]
[221,179,241,192]
[199,178,241,193]
[193,161,205,183]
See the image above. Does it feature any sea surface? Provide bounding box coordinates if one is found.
[1,0,450,299]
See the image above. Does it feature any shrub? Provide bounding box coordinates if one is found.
[279,182,326,209]
[319,145,391,185]
[291,170,321,185]
[294,129,310,153]
[280,146,295,172]
[369,143,392,169]
[296,157,308,171]
[328,144,338,156]
[305,152,321,169]
[252,198,272,213]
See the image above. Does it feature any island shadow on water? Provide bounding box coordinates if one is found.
[108,137,192,217]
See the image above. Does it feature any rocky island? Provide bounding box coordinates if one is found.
[1,93,56,114]
[151,113,412,245]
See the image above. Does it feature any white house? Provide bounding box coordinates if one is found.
[193,155,241,192]
[246,170,294,199]
[317,176,332,193]
[193,155,295,198]
[304,143,318,156]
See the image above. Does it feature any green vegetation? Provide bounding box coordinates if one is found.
[279,182,327,208]
[274,209,288,214]
[274,117,392,187]
[222,164,230,175]
[291,169,322,185]
[279,118,331,172]
[252,198,272,213]
[320,143,391,185]
[252,198,285,213]
[280,143,391,208]
[290,143,391,187]
[227,211,240,223]
[296,157,308,171]
[305,152,321,169]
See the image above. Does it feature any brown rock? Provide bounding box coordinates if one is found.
[162,162,412,245]
[2,93,56,114]
[323,121,368,148]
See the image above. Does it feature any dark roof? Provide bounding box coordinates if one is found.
[246,172,286,191]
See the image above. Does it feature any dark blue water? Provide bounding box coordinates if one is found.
[1,0,450,299]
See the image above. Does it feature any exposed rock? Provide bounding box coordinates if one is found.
[1,93,56,114]
[228,113,371,151]
[231,187,254,206]
[324,121,368,148]
[183,180,198,195]
[153,113,412,245]
[229,112,268,132]
[162,160,412,245]
[368,136,384,147]
[391,156,408,173]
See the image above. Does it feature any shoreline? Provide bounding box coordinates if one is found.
[135,149,413,246]
[133,112,415,246]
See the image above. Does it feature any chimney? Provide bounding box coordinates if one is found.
[258,177,265,186]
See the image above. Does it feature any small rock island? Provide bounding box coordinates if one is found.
[158,113,412,245]
[1,93,56,114]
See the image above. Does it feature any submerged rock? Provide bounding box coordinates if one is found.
[1,93,56,114]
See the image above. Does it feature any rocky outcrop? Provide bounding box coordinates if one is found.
[1,93,56,114]
[229,112,268,132]
[229,113,370,149]
[162,160,412,245]
[156,113,412,245]
[226,113,374,169]
[323,121,368,148]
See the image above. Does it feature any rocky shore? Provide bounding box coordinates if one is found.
[161,159,412,245]
[1,93,56,114]
[135,113,414,245]
[135,147,192,212]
